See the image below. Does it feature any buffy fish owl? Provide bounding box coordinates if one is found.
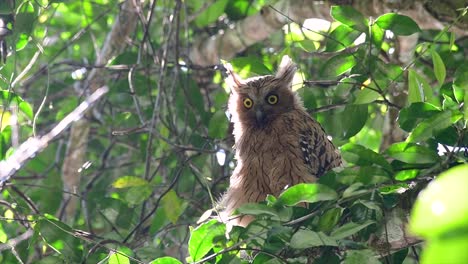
[220,56,341,226]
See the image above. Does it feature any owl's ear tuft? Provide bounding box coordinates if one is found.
[224,62,245,91]
[275,55,297,89]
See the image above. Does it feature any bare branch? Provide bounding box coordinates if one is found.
[0,86,109,181]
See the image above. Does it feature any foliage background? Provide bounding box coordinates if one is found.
[0,0,467,263]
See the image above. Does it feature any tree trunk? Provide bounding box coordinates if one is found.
[60,1,139,220]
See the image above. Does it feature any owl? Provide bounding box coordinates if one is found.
[220,56,341,226]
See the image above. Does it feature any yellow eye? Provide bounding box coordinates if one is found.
[243,98,253,108]
[267,94,278,105]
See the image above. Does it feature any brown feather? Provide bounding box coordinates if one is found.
[221,56,341,226]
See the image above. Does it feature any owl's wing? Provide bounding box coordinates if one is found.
[299,116,341,177]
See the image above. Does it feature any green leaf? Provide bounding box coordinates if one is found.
[325,24,361,52]
[330,6,367,32]
[15,2,35,34]
[290,229,338,249]
[340,104,368,139]
[297,39,317,52]
[407,110,462,142]
[318,207,343,232]
[238,203,293,222]
[342,183,368,198]
[452,64,468,119]
[194,0,229,28]
[208,110,229,139]
[331,221,375,239]
[123,186,153,206]
[398,102,440,132]
[410,164,468,238]
[161,190,187,224]
[0,90,34,120]
[188,220,226,261]
[322,53,357,77]
[113,176,149,188]
[431,49,446,86]
[344,249,381,264]
[356,166,391,185]
[386,142,439,164]
[150,257,183,264]
[341,143,392,172]
[109,252,130,264]
[353,87,381,104]
[276,183,338,206]
[394,169,419,181]
[0,222,7,243]
[230,56,272,76]
[36,218,82,262]
[225,0,259,20]
[371,23,385,48]
[420,237,468,264]
[375,13,421,36]
[408,69,424,103]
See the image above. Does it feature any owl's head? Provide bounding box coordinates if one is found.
[225,56,301,127]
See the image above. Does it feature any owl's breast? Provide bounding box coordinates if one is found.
[234,113,315,196]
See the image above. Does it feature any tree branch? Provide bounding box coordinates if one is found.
[0,86,109,181]
[189,0,467,66]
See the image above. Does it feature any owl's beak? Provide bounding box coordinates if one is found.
[255,109,266,125]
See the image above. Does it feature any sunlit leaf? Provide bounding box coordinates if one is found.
[188,220,226,261]
[0,90,34,120]
[394,169,419,181]
[290,229,337,249]
[371,23,385,48]
[109,252,130,264]
[330,6,367,32]
[113,176,149,188]
[420,237,468,264]
[276,183,338,206]
[194,0,229,27]
[225,0,259,20]
[322,53,357,77]
[150,257,183,264]
[353,87,380,104]
[230,56,272,76]
[375,13,421,35]
[410,164,468,238]
[325,24,360,52]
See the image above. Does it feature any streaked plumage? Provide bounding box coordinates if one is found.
[221,56,341,226]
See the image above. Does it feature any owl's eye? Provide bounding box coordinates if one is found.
[243,98,253,108]
[266,94,278,105]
